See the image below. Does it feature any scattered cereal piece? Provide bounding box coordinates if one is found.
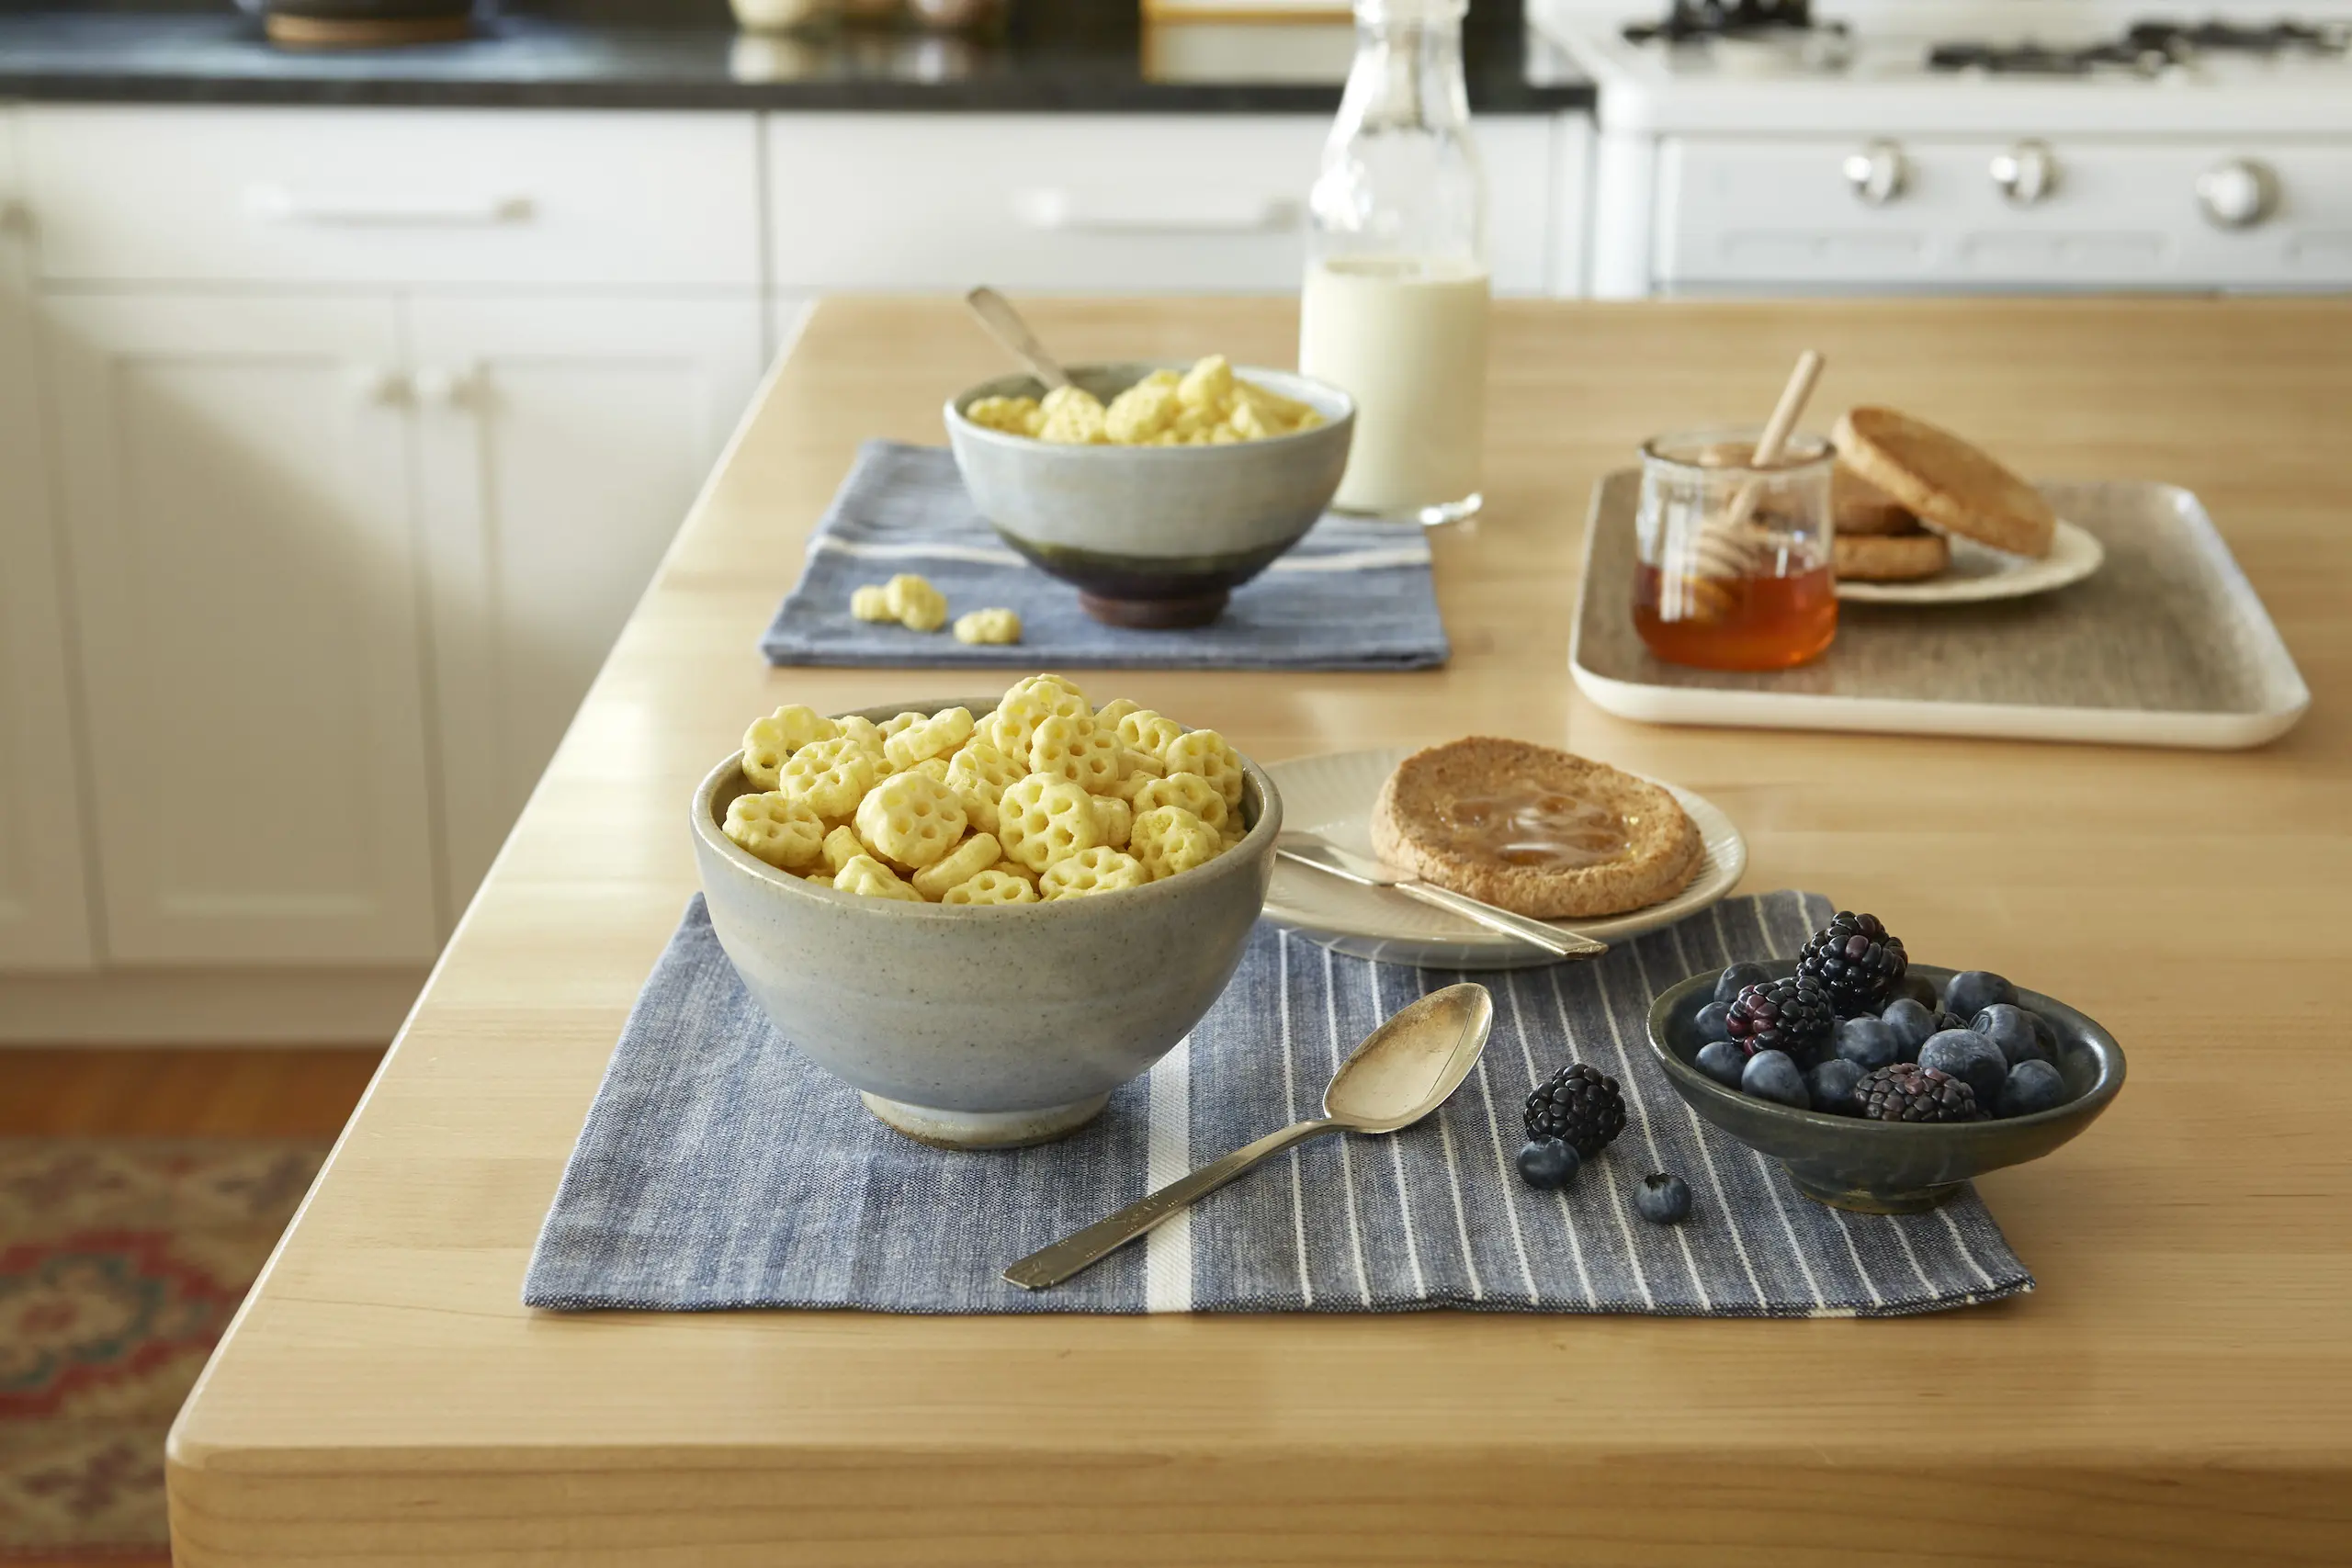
[911,831,1003,902]
[850,584,895,623]
[723,791,825,871]
[883,573,949,633]
[954,608,1023,647]
[854,773,968,869]
[1041,846,1149,900]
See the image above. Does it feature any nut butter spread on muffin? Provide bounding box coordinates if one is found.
[1369,738,1704,920]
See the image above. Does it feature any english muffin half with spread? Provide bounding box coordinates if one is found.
[1369,739,1704,920]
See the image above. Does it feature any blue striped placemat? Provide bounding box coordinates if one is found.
[756,441,1450,671]
[525,890,2030,1315]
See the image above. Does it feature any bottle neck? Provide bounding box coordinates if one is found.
[1340,6,1471,133]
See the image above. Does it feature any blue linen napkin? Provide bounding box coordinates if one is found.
[757,441,1450,671]
[525,890,2032,1315]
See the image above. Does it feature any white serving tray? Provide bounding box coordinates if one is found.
[1570,474,2310,750]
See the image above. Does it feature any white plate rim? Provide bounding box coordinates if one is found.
[1835,518,2104,604]
[1260,746,1747,963]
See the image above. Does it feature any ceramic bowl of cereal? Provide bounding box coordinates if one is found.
[944,355,1353,630]
[690,675,1282,1150]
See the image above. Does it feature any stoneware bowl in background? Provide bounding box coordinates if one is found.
[691,699,1282,1149]
[944,362,1353,630]
[1645,961,2125,1213]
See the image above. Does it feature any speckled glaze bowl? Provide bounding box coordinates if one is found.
[1646,961,2125,1213]
[943,362,1354,630]
[690,699,1282,1149]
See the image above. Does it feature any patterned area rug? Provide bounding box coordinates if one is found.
[0,1141,323,1556]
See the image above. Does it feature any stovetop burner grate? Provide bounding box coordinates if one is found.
[1623,0,1846,46]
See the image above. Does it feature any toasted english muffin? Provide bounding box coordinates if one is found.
[1368,739,1704,921]
[1833,406,2056,558]
[1833,529,1951,582]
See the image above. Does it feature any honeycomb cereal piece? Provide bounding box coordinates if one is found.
[723,791,825,871]
[854,773,967,869]
[989,858,1038,887]
[850,584,895,623]
[834,853,923,902]
[1115,709,1184,760]
[776,737,876,820]
[966,395,1045,437]
[884,574,949,633]
[1028,713,1122,795]
[1092,697,1141,729]
[1036,385,1108,446]
[1103,378,1180,446]
[953,608,1023,647]
[741,705,838,790]
[1108,746,1168,803]
[997,773,1100,874]
[911,831,1002,902]
[1131,805,1222,882]
[836,716,888,765]
[820,824,864,875]
[1005,673,1090,723]
[941,869,1041,907]
[1041,847,1148,901]
[1178,354,1237,412]
[1133,772,1228,833]
[944,739,1019,834]
[885,705,974,772]
[906,756,951,785]
[808,871,838,886]
[1164,728,1245,808]
[1091,794,1133,851]
[980,693,1050,762]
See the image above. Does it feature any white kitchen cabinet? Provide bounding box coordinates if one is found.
[0,109,96,970]
[408,294,764,915]
[43,292,441,964]
[764,112,1568,297]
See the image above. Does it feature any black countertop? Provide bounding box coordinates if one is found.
[0,0,1591,111]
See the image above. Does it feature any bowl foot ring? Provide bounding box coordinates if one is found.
[1790,1171,1967,1214]
[859,1090,1111,1150]
[1079,590,1228,630]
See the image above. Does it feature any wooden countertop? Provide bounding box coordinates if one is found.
[168,297,2352,1566]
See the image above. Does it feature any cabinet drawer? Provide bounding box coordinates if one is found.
[24,107,761,288]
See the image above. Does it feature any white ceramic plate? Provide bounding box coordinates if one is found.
[1836,519,2104,604]
[1261,747,1747,972]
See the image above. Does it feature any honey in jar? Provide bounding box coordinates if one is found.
[1633,430,1838,672]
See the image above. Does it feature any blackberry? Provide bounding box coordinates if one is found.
[1523,1064,1626,1158]
[1854,1063,1980,1123]
[1795,911,1909,1018]
[1724,975,1835,1066]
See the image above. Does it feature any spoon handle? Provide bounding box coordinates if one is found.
[1394,880,1609,961]
[964,285,1072,391]
[1003,1118,1339,1291]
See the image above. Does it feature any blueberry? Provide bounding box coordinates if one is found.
[1972,1003,2050,1066]
[1879,998,1935,1054]
[1943,970,2015,1020]
[1835,1017,1902,1072]
[1740,1049,1809,1110]
[1896,973,1939,1009]
[1918,1029,2008,1107]
[1806,1057,1865,1115]
[1695,1040,1748,1089]
[1694,1000,1733,1041]
[1635,1172,1692,1225]
[1517,1137,1581,1190]
[1714,962,1771,1007]
[1997,1059,2069,1118]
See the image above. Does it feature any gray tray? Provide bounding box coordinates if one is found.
[1569,473,2309,749]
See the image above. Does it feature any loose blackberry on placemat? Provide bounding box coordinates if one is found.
[758,442,1450,672]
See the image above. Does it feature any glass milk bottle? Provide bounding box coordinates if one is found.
[1300,0,1488,525]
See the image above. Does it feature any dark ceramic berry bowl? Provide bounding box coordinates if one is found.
[1645,962,2125,1214]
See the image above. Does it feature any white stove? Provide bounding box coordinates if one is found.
[1531,0,2352,293]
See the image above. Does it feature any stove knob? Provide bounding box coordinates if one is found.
[1842,141,1907,207]
[1991,141,2059,207]
[2196,159,2278,230]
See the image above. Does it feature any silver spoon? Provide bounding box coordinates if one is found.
[964,285,1071,391]
[1002,982,1495,1291]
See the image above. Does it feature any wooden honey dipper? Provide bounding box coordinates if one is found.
[1662,349,1826,624]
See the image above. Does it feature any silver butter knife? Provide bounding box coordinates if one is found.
[1274,830,1607,962]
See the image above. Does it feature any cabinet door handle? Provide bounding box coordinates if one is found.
[0,198,29,237]
[412,363,482,409]
[346,364,411,407]
[245,186,534,227]
[1011,188,1298,234]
